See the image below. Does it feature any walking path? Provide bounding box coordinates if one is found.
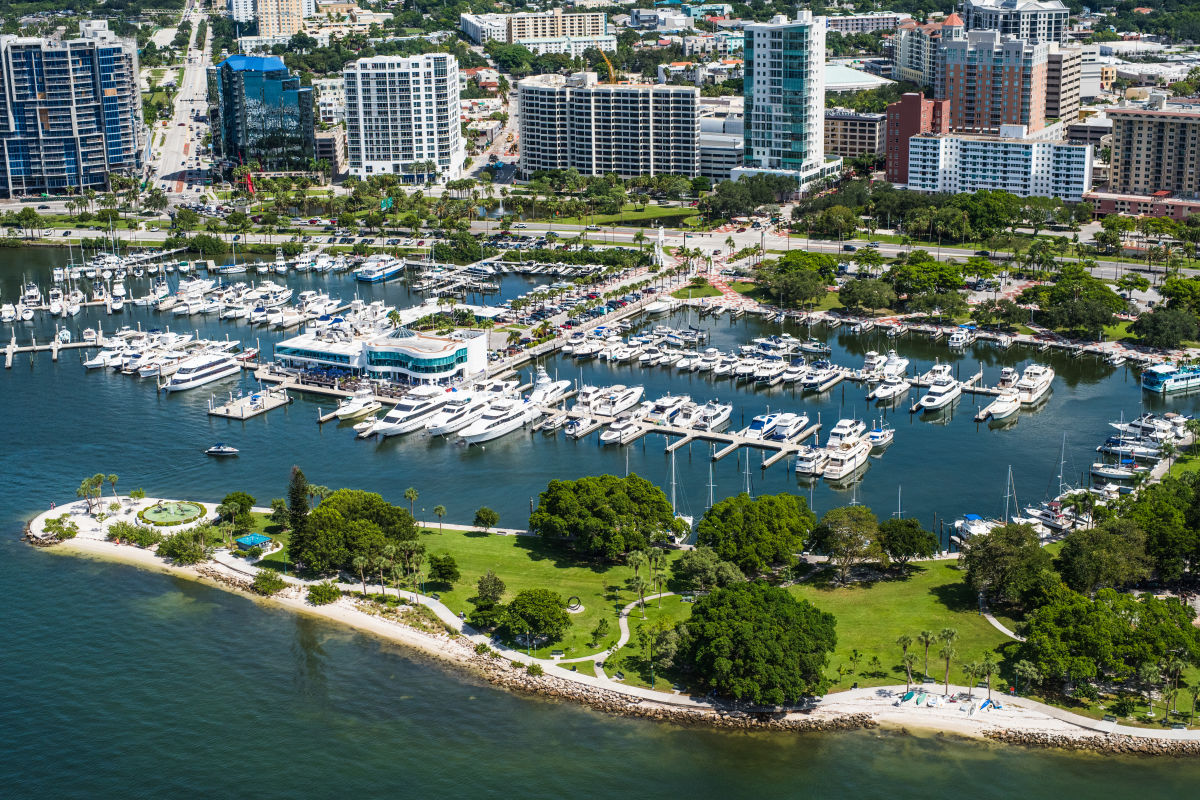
[27,498,1200,742]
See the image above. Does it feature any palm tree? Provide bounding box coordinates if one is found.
[896,633,913,661]
[404,487,419,518]
[1186,418,1200,454]
[902,652,918,691]
[627,550,647,581]
[648,548,667,606]
[917,630,935,679]
[106,473,119,499]
[374,554,389,599]
[963,662,980,698]
[980,652,999,701]
[433,504,446,532]
[631,575,649,618]
[940,643,957,696]
[352,555,369,596]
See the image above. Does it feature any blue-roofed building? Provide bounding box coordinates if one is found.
[0,21,144,197]
[235,533,273,550]
[209,53,315,173]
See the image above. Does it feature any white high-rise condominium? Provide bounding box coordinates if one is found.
[343,54,465,183]
[735,11,839,188]
[960,0,1069,45]
[227,0,255,24]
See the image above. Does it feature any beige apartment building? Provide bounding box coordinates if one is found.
[1108,99,1200,196]
[258,0,303,38]
[1046,45,1081,124]
[507,9,606,40]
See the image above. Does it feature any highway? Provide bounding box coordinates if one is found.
[148,0,213,204]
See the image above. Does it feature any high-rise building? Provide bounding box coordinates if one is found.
[209,55,315,171]
[826,12,907,34]
[343,54,465,182]
[1108,99,1200,197]
[228,0,255,24]
[258,0,303,38]
[459,10,608,44]
[0,21,144,197]
[906,125,1092,201]
[892,19,946,86]
[884,92,949,183]
[739,12,838,187]
[1045,45,1082,124]
[960,0,1069,45]
[935,25,1049,134]
[824,109,886,158]
[517,71,699,177]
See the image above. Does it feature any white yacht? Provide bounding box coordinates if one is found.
[862,351,887,375]
[977,388,1020,422]
[695,348,722,372]
[1015,364,1054,405]
[920,362,954,383]
[823,438,871,481]
[743,412,780,441]
[459,398,538,444]
[591,385,645,417]
[527,367,572,406]
[645,394,690,424]
[769,412,810,441]
[162,354,242,392]
[881,349,909,377]
[918,376,962,412]
[426,392,492,436]
[794,446,830,476]
[712,355,740,377]
[336,387,383,420]
[368,385,452,437]
[601,415,644,445]
[754,359,788,386]
[867,420,895,448]
[692,400,733,432]
[826,418,867,448]
[735,357,762,382]
[947,327,976,348]
[997,366,1019,388]
[869,375,911,402]
[781,359,808,384]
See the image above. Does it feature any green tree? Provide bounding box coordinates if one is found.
[958,523,1051,604]
[252,568,288,596]
[670,545,745,592]
[1130,307,1199,349]
[307,581,341,605]
[404,486,419,518]
[270,497,289,530]
[502,588,572,645]
[530,474,677,560]
[876,518,939,569]
[695,492,815,575]
[427,553,461,586]
[812,505,884,582]
[287,466,310,542]
[474,506,499,533]
[1055,519,1152,595]
[433,504,446,532]
[679,582,837,705]
[917,630,936,679]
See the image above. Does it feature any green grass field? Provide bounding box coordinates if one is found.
[554,205,700,227]
[789,560,1012,692]
[603,594,694,690]
[671,285,721,299]
[418,528,674,659]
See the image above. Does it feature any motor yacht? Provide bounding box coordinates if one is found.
[743,412,781,441]
[600,414,644,445]
[754,358,788,386]
[695,349,721,372]
[645,394,690,424]
[823,438,871,481]
[336,387,383,420]
[769,412,809,441]
[794,446,830,476]
[947,327,976,347]
[527,367,572,406]
[862,351,887,375]
[801,361,839,392]
[826,418,867,449]
[976,388,1020,422]
[712,355,740,377]
[881,349,909,377]
[997,366,1019,389]
[781,358,808,384]
[426,392,492,436]
[1015,364,1054,405]
[869,375,911,402]
[162,354,242,392]
[591,385,644,417]
[459,398,538,444]
[367,385,452,437]
[918,376,962,412]
[692,400,732,432]
[735,357,762,382]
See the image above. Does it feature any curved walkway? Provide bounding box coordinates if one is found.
[983,610,1025,642]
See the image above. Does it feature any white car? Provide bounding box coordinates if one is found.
[514,222,528,228]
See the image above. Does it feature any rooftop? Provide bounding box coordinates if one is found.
[219,54,287,72]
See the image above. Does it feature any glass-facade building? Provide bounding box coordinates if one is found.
[209,55,315,172]
[0,21,144,197]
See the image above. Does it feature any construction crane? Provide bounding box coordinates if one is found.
[599,49,617,84]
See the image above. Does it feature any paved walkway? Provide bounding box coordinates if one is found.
[983,610,1025,641]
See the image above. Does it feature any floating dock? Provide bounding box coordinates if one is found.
[208,386,293,420]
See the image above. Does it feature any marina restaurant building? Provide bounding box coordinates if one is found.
[273,327,489,384]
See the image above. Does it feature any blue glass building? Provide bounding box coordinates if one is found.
[209,55,315,172]
[0,21,144,197]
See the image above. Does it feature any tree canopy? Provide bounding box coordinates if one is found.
[958,522,1052,604]
[529,473,679,560]
[695,492,815,575]
[680,582,837,705]
[288,488,418,574]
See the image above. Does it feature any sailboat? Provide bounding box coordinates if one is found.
[669,448,693,539]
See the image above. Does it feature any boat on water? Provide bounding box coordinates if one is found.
[527,367,572,406]
[869,375,910,402]
[354,255,404,283]
[565,417,597,439]
[643,300,672,315]
[692,400,732,432]
[426,392,493,436]
[205,443,239,457]
[590,385,644,417]
[798,337,831,355]
[882,349,909,377]
[600,415,644,445]
[459,398,538,444]
[645,394,690,424]
[162,354,242,392]
[1107,352,1127,367]
[366,385,451,437]
[976,388,1020,422]
[947,327,976,348]
[335,387,383,420]
[862,351,887,375]
[1090,460,1148,481]
[1141,362,1200,394]
[823,438,872,481]
[794,445,830,476]
[1110,412,1186,442]
[954,513,999,541]
[867,420,895,448]
[743,412,780,441]
[769,412,810,441]
[1015,364,1054,405]
[1096,436,1160,461]
[826,418,867,449]
[918,376,961,412]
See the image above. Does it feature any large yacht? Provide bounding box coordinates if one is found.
[591,385,645,417]
[769,412,810,441]
[600,415,644,446]
[826,418,867,449]
[918,376,962,411]
[459,398,537,444]
[366,385,452,437]
[823,438,871,481]
[354,255,403,283]
[335,387,382,420]
[743,412,780,441]
[794,446,830,476]
[527,367,572,406]
[1141,363,1200,394]
[1015,364,1055,405]
[162,354,242,392]
[692,400,732,431]
[425,392,492,436]
[645,394,690,424]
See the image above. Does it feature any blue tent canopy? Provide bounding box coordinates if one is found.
[235,533,272,549]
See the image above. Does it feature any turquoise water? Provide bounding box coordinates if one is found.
[7,247,1200,795]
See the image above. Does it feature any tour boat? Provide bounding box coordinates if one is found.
[1140,363,1200,394]
[354,255,404,283]
[162,354,242,392]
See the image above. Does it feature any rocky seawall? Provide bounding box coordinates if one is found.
[985,729,1200,756]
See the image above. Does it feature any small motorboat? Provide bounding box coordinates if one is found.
[205,443,240,457]
[867,420,894,449]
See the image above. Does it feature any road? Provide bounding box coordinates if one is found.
[148,0,213,204]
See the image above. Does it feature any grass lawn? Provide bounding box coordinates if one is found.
[553,205,699,227]
[418,528,675,659]
[1169,452,1200,477]
[671,284,721,300]
[729,280,771,303]
[603,595,694,691]
[246,511,291,570]
[789,560,1013,692]
[1103,320,1136,342]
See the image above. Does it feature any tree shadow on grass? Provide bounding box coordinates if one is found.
[929,580,981,614]
[512,534,614,573]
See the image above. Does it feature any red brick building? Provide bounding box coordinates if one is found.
[885,92,949,184]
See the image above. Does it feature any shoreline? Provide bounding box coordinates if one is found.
[29,502,1200,754]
